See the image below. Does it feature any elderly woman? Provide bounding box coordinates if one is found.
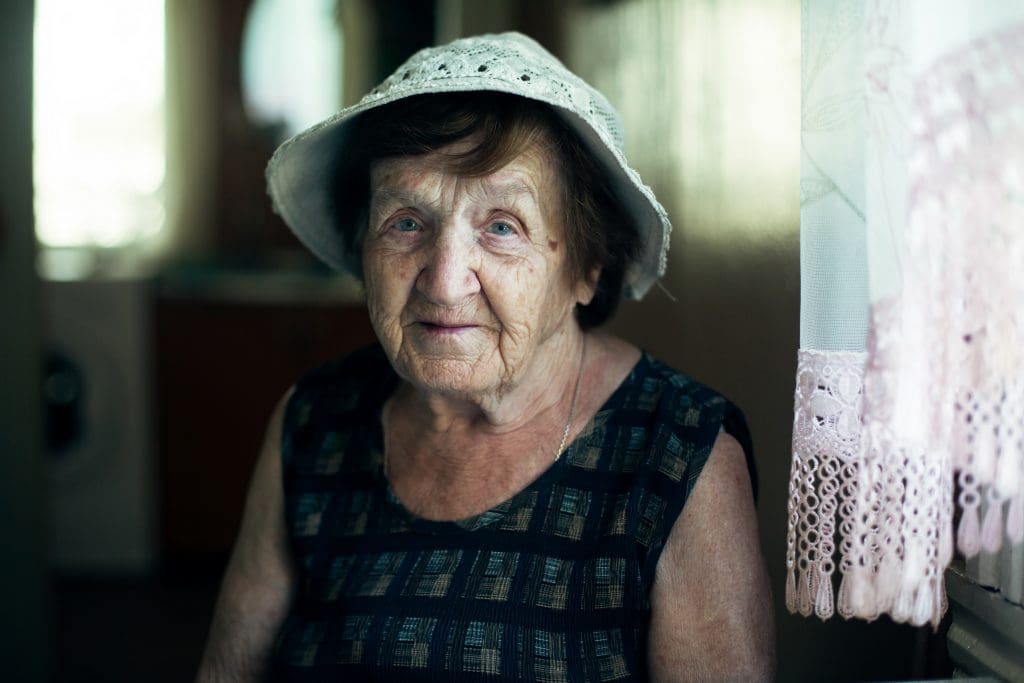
[198,33,774,682]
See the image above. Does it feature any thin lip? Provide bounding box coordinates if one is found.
[417,320,479,329]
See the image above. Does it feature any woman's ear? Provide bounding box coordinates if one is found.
[575,266,601,306]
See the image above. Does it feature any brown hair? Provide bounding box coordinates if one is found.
[330,92,641,329]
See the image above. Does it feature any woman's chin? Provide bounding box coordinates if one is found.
[400,356,505,402]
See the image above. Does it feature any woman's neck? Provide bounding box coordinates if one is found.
[381,329,589,519]
[381,331,641,522]
[395,327,587,436]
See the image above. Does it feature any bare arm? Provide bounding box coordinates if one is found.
[648,431,776,682]
[196,390,296,683]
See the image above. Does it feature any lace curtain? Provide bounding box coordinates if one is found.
[788,0,1024,628]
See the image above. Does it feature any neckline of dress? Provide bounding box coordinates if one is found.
[373,351,652,534]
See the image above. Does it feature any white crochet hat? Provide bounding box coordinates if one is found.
[266,31,670,299]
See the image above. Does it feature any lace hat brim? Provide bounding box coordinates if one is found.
[266,32,670,300]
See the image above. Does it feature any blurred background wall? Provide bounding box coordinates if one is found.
[6,0,951,680]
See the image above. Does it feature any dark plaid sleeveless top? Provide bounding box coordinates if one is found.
[271,344,752,682]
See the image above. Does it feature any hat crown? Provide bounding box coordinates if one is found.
[360,32,626,151]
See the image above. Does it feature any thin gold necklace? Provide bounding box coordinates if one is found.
[384,336,588,476]
[555,335,587,462]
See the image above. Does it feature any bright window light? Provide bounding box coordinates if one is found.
[242,0,342,141]
[34,0,166,249]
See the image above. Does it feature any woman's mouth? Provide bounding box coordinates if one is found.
[418,321,477,334]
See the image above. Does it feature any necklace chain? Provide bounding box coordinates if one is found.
[555,336,586,462]
[384,337,587,476]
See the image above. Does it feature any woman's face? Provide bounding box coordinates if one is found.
[362,139,594,402]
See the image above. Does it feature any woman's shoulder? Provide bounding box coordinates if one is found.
[283,343,395,439]
[627,351,737,415]
[296,343,390,388]
[581,334,746,447]
[631,351,756,497]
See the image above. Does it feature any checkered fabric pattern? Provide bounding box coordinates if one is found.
[272,345,751,681]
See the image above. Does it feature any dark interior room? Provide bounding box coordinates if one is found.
[2,1,1021,681]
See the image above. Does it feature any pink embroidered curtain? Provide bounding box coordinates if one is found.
[788,0,1024,628]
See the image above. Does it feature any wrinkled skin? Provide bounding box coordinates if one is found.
[362,139,595,421]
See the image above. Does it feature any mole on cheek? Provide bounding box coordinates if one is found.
[548,240,558,252]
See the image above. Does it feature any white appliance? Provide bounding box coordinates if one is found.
[43,277,157,575]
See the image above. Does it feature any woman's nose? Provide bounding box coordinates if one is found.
[415,229,481,306]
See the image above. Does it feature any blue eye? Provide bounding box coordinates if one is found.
[487,221,514,236]
[394,218,420,232]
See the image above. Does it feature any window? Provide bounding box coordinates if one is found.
[33,0,165,251]
[241,0,342,142]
